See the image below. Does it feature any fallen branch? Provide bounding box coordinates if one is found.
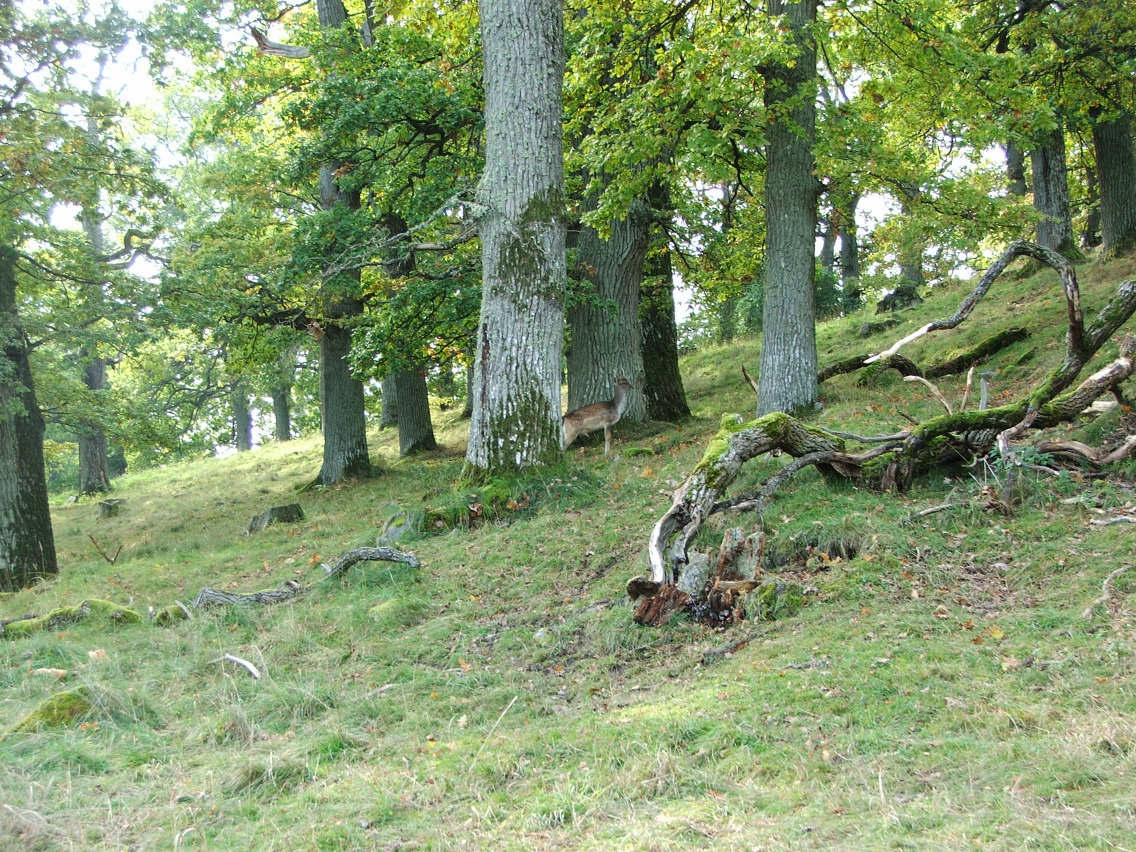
[1081,566,1132,618]
[209,654,262,680]
[86,533,122,565]
[636,241,1136,623]
[1090,516,1136,527]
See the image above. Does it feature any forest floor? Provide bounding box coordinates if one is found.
[3,253,1136,851]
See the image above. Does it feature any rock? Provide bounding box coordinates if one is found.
[875,283,924,314]
[857,318,899,337]
[245,503,305,535]
[1,686,94,739]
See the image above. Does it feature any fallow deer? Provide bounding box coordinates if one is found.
[562,377,632,455]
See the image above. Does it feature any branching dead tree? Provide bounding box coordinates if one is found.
[630,241,1136,626]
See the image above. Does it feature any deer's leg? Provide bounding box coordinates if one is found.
[604,425,612,455]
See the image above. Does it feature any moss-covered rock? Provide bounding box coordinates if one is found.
[153,603,191,626]
[1,686,94,739]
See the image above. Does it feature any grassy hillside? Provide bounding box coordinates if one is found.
[3,255,1136,851]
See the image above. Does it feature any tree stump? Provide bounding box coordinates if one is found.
[97,499,125,518]
[245,504,305,535]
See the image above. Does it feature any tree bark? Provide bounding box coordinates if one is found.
[1092,110,1136,259]
[316,324,372,483]
[757,0,820,416]
[311,0,373,486]
[1032,126,1079,257]
[272,384,292,441]
[394,368,437,456]
[1006,140,1028,197]
[78,185,109,495]
[639,234,690,422]
[465,0,566,476]
[897,185,925,286]
[567,194,648,420]
[837,193,861,302]
[77,357,109,494]
[232,382,252,452]
[380,372,398,428]
[0,245,58,591]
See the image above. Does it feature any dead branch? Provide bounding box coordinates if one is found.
[86,533,122,565]
[250,27,311,58]
[867,242,1073,364]
[1081,566,1132,618]
[636,242,1136,624]
[188,547,420,613]
[904,376,953,414]
[208,653,262,680]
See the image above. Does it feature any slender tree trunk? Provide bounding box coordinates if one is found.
[837,193,862,307]
[78,194,109,494]
[1092,110,1136,258]
[897,186,925,287]
[77,357,110,494]
[640,240,690,422]
[272,384,292,441]
[567,195,648,420]
[819,214,836,275]
[1082,158,1102,249]
[380,373,398,428]
[757,0,819,416]
[1032,126,1079,257]
[232,382,252,451]
[0,245,57,591]
[1006,140,1028,197]
[465,0,566,476]
[311,0,373,486]
[394,368,437,455]
[461,356,473,419]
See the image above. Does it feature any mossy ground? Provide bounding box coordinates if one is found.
[2,255,1135,850]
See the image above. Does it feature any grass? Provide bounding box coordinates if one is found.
[2,254,1136,850]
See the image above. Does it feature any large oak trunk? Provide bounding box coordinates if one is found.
[465,0,566,476]
[757,0,820,416]
[394,368,437,456]
[0,245,58,591]
[1092,110,1136,259]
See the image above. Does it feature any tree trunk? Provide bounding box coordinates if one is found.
[461,356,473,419]
[232,382,252,452]
[78,188,109,495]
[316,324,372,483]
[394,368,437,456]
[272,384,292,441]
[819,214,837,275]
[897,186,925,286]
[311,0,373,486]
[837,193,861,298]
[77,357,110,494]
[1006,140,1028,197]
[0,245,58,591]
[567,195,648,420]
[1082,158,1102,250]
[1092,110,1136,258]
[380,373,398,428]
[465,0,566,477]
[1032,126,1079,256]
[639,197,690,422]
[757,0,819,416]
